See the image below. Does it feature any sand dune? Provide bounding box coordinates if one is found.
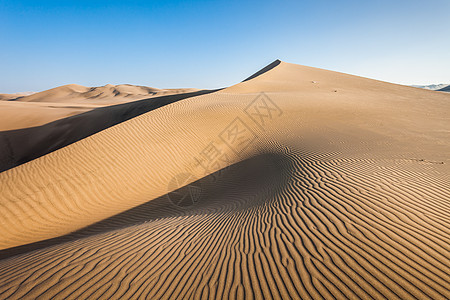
[0,84,199,131]
[439,85,450,92]
[0,61,449,299]
[1,84,199,104]
[0,89,217,172]
[0,92,35,101]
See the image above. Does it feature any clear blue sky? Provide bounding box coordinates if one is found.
[1,0,449,93]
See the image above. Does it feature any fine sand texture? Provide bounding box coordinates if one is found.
[0,61,449,299]
[0,89,217,172]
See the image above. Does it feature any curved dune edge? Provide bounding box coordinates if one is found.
[242,59,281,82]
[0,61,450,299]
[0,89,217,172]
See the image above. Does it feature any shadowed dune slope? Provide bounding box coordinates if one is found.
[0,100,104,131]
[0,61,449,299]
[0,153,286,260]
[438,85,450,92]
[242,59,281,82]
[0,89,218,172]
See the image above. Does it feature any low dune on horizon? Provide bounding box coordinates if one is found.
[0,84,200,131]
[0,60,449,299]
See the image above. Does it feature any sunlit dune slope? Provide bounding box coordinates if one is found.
[0,61,449,299]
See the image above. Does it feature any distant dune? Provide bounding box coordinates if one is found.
[411,83,449,91]
[0,84,200,131]
[0,89,217,172]
[1,84,198,103]
[0,61,449,299]
[438,85,450,92]
[0,92,35,101]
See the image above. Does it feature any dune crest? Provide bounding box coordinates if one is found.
[0,61,449,299]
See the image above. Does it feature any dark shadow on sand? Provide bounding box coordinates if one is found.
[242,59,281,82]
[0,153,290,260]
[0,89,219,172]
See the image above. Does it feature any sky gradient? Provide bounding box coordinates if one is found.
[1,0,449,93]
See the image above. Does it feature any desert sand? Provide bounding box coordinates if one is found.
[0,61,449,299]
[0,84,199,131]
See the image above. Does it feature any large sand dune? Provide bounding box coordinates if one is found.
[0,61,449,299]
